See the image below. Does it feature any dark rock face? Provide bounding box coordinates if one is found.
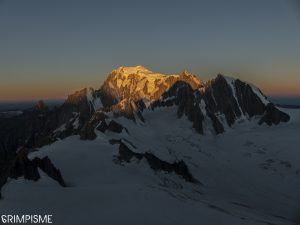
[151,74,289,135]
[59,88,92,126]
[152,81,205,134]
[8,149,66,187]
[99,92,118,109]
[0,89,96,191]
[135,100,147,112]
[259,103,290,126]
[0,104,57,162]
[80,110,128,139]
[204,75,290,129]
[175,82,204,134]
[9,149,40,181]
[107,120,126,133]
[0,88,93,160]
[96,120,127,134]
[144,152,196,183]
[32,156,66,187]
[205,75,241,126]
[152,77,236,135]
[234,79,265,117]
[80,123,97,140]
[116,142,197,183]
[96,121,108,133]
[207,112,225,134]
[110,99,145,122]
[118,142,143,162]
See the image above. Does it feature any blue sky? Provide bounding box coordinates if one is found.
[0,0,299,100]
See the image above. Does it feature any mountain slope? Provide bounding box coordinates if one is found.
[0,66,296,225]
[0,66,290,179]
[0,66,290,185]
[2,107,300,225]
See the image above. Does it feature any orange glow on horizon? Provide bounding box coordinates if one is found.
[1,84,299,102]
[0,85,92,102]
[0,72,299,101]
[255,81,300,97]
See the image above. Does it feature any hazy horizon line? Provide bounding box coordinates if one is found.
[1,95,300,103]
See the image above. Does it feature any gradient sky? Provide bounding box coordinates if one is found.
[0,0,299,101]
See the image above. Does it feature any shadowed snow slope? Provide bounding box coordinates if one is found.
[1,108,300,225]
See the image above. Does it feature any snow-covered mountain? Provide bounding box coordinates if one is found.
[100,66,201,105]
[1,66,298,225]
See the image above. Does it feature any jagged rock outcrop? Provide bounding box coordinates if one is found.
[79,122,97,140]
[259,103,290,125]
[202,75,289,130]
[8,149,66,187]
[114,141,197,183]
[80,110,128,140]
[204,75,242,126]
[32,156,66,187]
[151,73,289,134]
[0,101,59,163]
[110,98,145,122]
[9,149,40,181]
[58,88,92,126]
[152,81,205,134]
[234,79,266,117]
[107,120,127,133]
[0,87,104,158]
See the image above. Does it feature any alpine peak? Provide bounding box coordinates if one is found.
[100,66,202,106]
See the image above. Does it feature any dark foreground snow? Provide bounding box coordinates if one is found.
[1,108,300,225]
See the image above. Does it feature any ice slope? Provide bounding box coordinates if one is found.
[1,108,300,225]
